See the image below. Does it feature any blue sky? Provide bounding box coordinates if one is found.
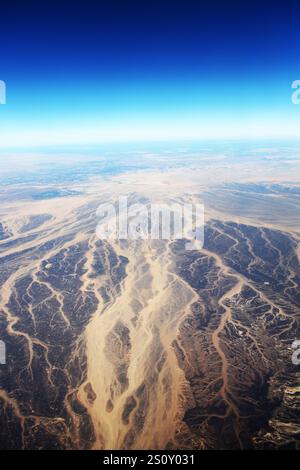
[0,1,300,147]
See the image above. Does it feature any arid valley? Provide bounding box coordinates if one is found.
[0,143,300,449]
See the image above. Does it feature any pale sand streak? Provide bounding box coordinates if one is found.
[78,237,198,449]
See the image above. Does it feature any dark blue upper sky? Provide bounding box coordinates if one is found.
[0,0,300,146]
